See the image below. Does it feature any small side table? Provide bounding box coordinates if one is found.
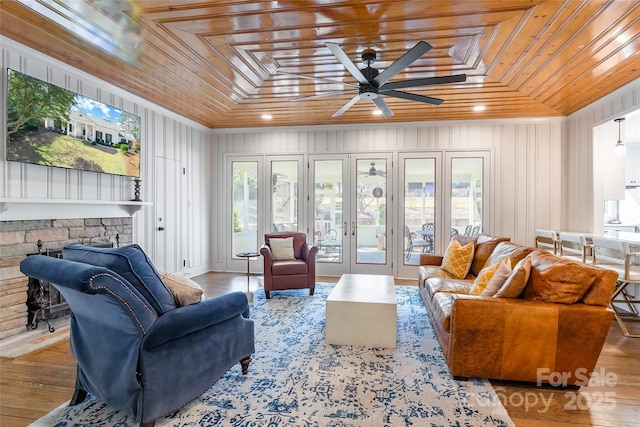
[236,252,260,304]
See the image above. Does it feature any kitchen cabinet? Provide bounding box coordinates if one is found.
[604,224,637,233]
[626,143,640,187]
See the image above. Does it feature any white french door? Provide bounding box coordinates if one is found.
[396,151,490,279]
[226,155,306,273]
[224,151,489,279]
[310,153,392,276]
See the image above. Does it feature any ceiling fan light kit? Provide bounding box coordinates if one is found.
[285,41,466,119]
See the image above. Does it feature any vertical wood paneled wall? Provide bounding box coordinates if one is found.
[563,80,640,233]
[210,119,564,268]
[0,37,211,275]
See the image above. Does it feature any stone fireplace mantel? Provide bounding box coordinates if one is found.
[0,198,152,221]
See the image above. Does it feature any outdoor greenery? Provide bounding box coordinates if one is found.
[7,70,76,136]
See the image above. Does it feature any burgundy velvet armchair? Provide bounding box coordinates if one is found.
[260,232,318,299]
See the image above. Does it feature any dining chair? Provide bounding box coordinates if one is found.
[463,225,473,237]
[558,232,592,263]
[471,225,481,236]
[591,236,640,337]
[534,229,558,254]
[405,226,431,261]
[421,222,435,253]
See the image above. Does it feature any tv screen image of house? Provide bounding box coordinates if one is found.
[6,68,141,177]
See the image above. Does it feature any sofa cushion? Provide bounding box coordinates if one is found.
[494,256,532,298]
[470,258,512,296]
[159,271,204,307]
[452,235,477,247]
[419,266,475,288]
[425,277,472,299]
[431,292,456,332]
[524,251,597,304]
[441,240,475,279]
[63,244,175,314]
[470,235,511,276]
[483,241,533,272]
[270,237,295,261]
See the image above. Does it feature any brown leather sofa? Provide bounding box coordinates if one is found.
[418,235,618,387]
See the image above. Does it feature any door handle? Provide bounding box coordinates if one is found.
[352,221,355,236]
[158,226,165,231]
[344,222,347,236]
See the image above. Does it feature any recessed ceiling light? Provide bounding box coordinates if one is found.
[372,110,383,116]
[473,105,486,112]
[261,114,273,120]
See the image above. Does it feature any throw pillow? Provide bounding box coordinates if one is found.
[494,256,532,298]
[470,258,512,296]
[441,239,475,279]
[159,271,204,307]
[523,251,596,304]
[270,237,295,261]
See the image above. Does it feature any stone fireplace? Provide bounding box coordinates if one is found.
[0,217,132,340]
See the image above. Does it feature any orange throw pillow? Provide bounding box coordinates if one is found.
[441,239,475,279]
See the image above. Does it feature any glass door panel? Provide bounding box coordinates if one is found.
[354,158,387,265]
[313,159,344,264]
[271,160,299,232]
[402,157,437,264]
[450,157,484,238]
[442,152,490,254]
[310,154,392,276]
[231,161,259,255]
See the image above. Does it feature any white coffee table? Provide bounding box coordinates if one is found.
[325,274,397,348]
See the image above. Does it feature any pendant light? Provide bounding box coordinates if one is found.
[614,117,625,157]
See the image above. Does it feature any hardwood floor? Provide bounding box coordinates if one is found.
[1,273,638,426]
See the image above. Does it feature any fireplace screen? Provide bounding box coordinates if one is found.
[25,243,113,332]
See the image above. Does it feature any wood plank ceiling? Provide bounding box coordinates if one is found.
[1,0,639,129]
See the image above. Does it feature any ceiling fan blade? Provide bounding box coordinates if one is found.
[326,43,369,85]
[289,90,357,102]
[332,94,361,117]
[384,90,443,105]
[373,41,432,87]
[371,96,394,118]
[380,74,467,91]
[276,71,359,88]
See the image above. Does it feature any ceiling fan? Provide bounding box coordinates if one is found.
[280,41,466,118]
[360,162,386,178]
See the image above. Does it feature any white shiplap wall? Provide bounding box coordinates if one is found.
[0,37,211,276]
[210,119,564,272]
[563,79,640,233]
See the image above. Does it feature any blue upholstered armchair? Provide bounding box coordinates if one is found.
[20,244,255,427]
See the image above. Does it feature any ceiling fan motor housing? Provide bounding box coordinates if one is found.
[362,48,377,65]
[359,85,379,99]
[360,66,379,83]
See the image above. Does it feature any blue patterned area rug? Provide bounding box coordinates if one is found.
[32,283,514,426]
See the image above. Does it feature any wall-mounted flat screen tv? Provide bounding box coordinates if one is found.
[6,68,141,177]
